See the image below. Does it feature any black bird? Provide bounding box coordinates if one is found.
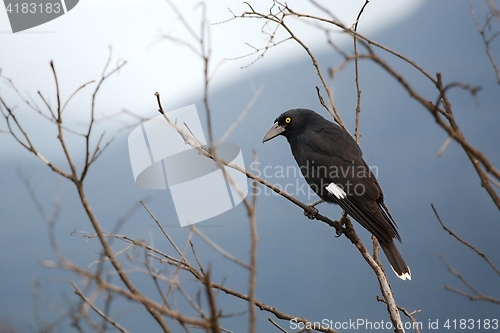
[262,108,411,280]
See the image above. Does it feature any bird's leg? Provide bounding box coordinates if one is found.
[333,213,349,237]
[303,199,325,219]
[333,219,345,237]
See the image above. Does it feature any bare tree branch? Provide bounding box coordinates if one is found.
[470,0,500,84]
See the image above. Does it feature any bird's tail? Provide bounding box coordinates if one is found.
[380,241,411,281]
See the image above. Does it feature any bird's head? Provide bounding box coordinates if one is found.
[262,109,321,143]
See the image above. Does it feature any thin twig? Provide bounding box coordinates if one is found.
[141,200,186,261]
[268,318,287,332]
[439,255,500,305]
[248,151,259,333]
[71,282,130,333]
[432,204,500,277]
[353,0,369,144]
[470,1,500,84]
[204,268,221,333]
[376,296,422,333]
[219,86,263,142]
[192,227,251,270]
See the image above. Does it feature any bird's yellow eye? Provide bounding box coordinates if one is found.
[285,117,291,124]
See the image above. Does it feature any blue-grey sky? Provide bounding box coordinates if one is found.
[1,1,499,332]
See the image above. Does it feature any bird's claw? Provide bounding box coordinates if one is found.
[333,220,345,237]
[304,199,324,219]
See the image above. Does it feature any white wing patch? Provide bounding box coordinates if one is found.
[326,183,347,199]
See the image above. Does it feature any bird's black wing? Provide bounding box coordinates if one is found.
[291,124,400,243]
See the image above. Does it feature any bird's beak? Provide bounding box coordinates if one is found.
[262,122,286,143]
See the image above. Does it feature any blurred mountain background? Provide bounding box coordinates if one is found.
[1,0,499,332]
